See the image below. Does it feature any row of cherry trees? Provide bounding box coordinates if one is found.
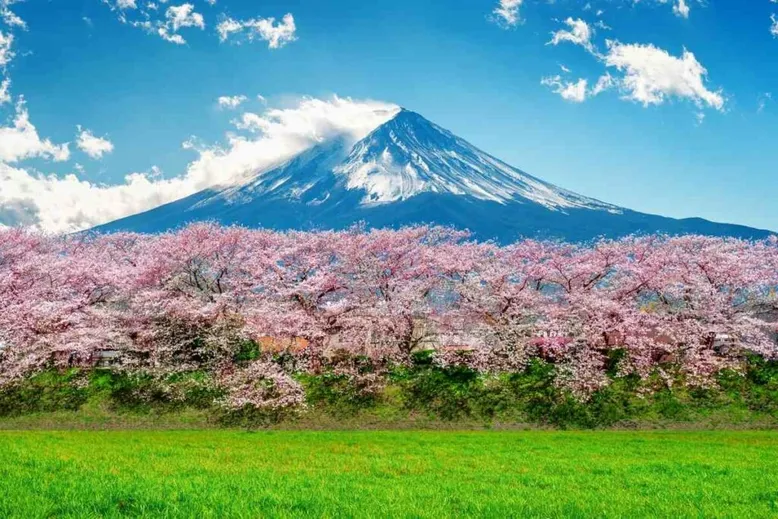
[1,223,777,403]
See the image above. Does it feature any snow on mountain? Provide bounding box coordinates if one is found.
[95,108,772,242]
[335,109,618,212]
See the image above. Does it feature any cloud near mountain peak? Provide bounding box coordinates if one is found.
[0,96,399,234]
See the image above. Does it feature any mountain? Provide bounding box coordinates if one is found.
[96,109,772,242]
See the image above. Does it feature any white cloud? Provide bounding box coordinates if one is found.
[540,76,589,103]
[0,77,9,105]
[218,13,297,49]
[492,0,523,27]
[543,18,723,113]
[0,30,13,67]
[0,97,400,233]
[0,98,70,163]
[115,0,138,9]
[541,72,614,102]
[0,0,25,29]
[602,41,724,110]
[758,92,773,113]
[673,0,690,18]
[653,0,693,18]
[491,0,699,27]
[216,17,243,41]
[103,1,205,45]
[165,3,204,32]
[217,95,247,109]
[254,14,296,49]
[591,73,615,96]
[76,127,115,159]
[548,18,595,53]
[771,14,778,38]
[157,28,186,45]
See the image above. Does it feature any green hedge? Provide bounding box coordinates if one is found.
[2,355,778,428]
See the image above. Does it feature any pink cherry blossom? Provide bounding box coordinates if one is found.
[1,225,776,400]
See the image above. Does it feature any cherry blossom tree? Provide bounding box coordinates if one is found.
[1,224,776,401]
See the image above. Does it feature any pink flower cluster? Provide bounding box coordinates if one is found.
[218,361,306,411]
[1,223,777,399]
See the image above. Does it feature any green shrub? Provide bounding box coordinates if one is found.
[2,355,778,428]
[0,369,88,416]
[299,373,375,417]
[391,353,483,421]
[233,340,261,365]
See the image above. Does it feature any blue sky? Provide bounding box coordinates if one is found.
[1,0,777,232]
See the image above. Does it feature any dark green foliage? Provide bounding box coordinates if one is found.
[388,358,627,427]
[299,355,383,417]
[0,369,222,417]
[0,369,88,416]
[102,372,172,411]
[3,356,778,428]
[300,373,377,417]
[386,356,778,428]
[391,358,483,421]
[714,355,778,415]
[233,340,261,366]
[604,348,628,377]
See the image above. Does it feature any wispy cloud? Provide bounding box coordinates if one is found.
[76,127,115,159]
[217,95,248,109]
[540,76,589,103]
[491,0,523,28]
[102,1,206,45]
[548,17,595,53]
[217,13,297,49]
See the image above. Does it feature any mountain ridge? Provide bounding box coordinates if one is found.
[95,109,773,242]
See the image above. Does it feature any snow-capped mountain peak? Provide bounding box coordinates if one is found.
[95,108,771,243]
[333,108,619,212]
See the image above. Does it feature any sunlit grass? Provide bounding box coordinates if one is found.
[1,430,777,518]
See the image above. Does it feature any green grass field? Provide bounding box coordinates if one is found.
[1,430,777,518]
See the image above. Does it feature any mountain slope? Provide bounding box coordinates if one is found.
[96,109,773,242]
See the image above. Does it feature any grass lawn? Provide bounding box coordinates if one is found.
[1,430,777,518]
